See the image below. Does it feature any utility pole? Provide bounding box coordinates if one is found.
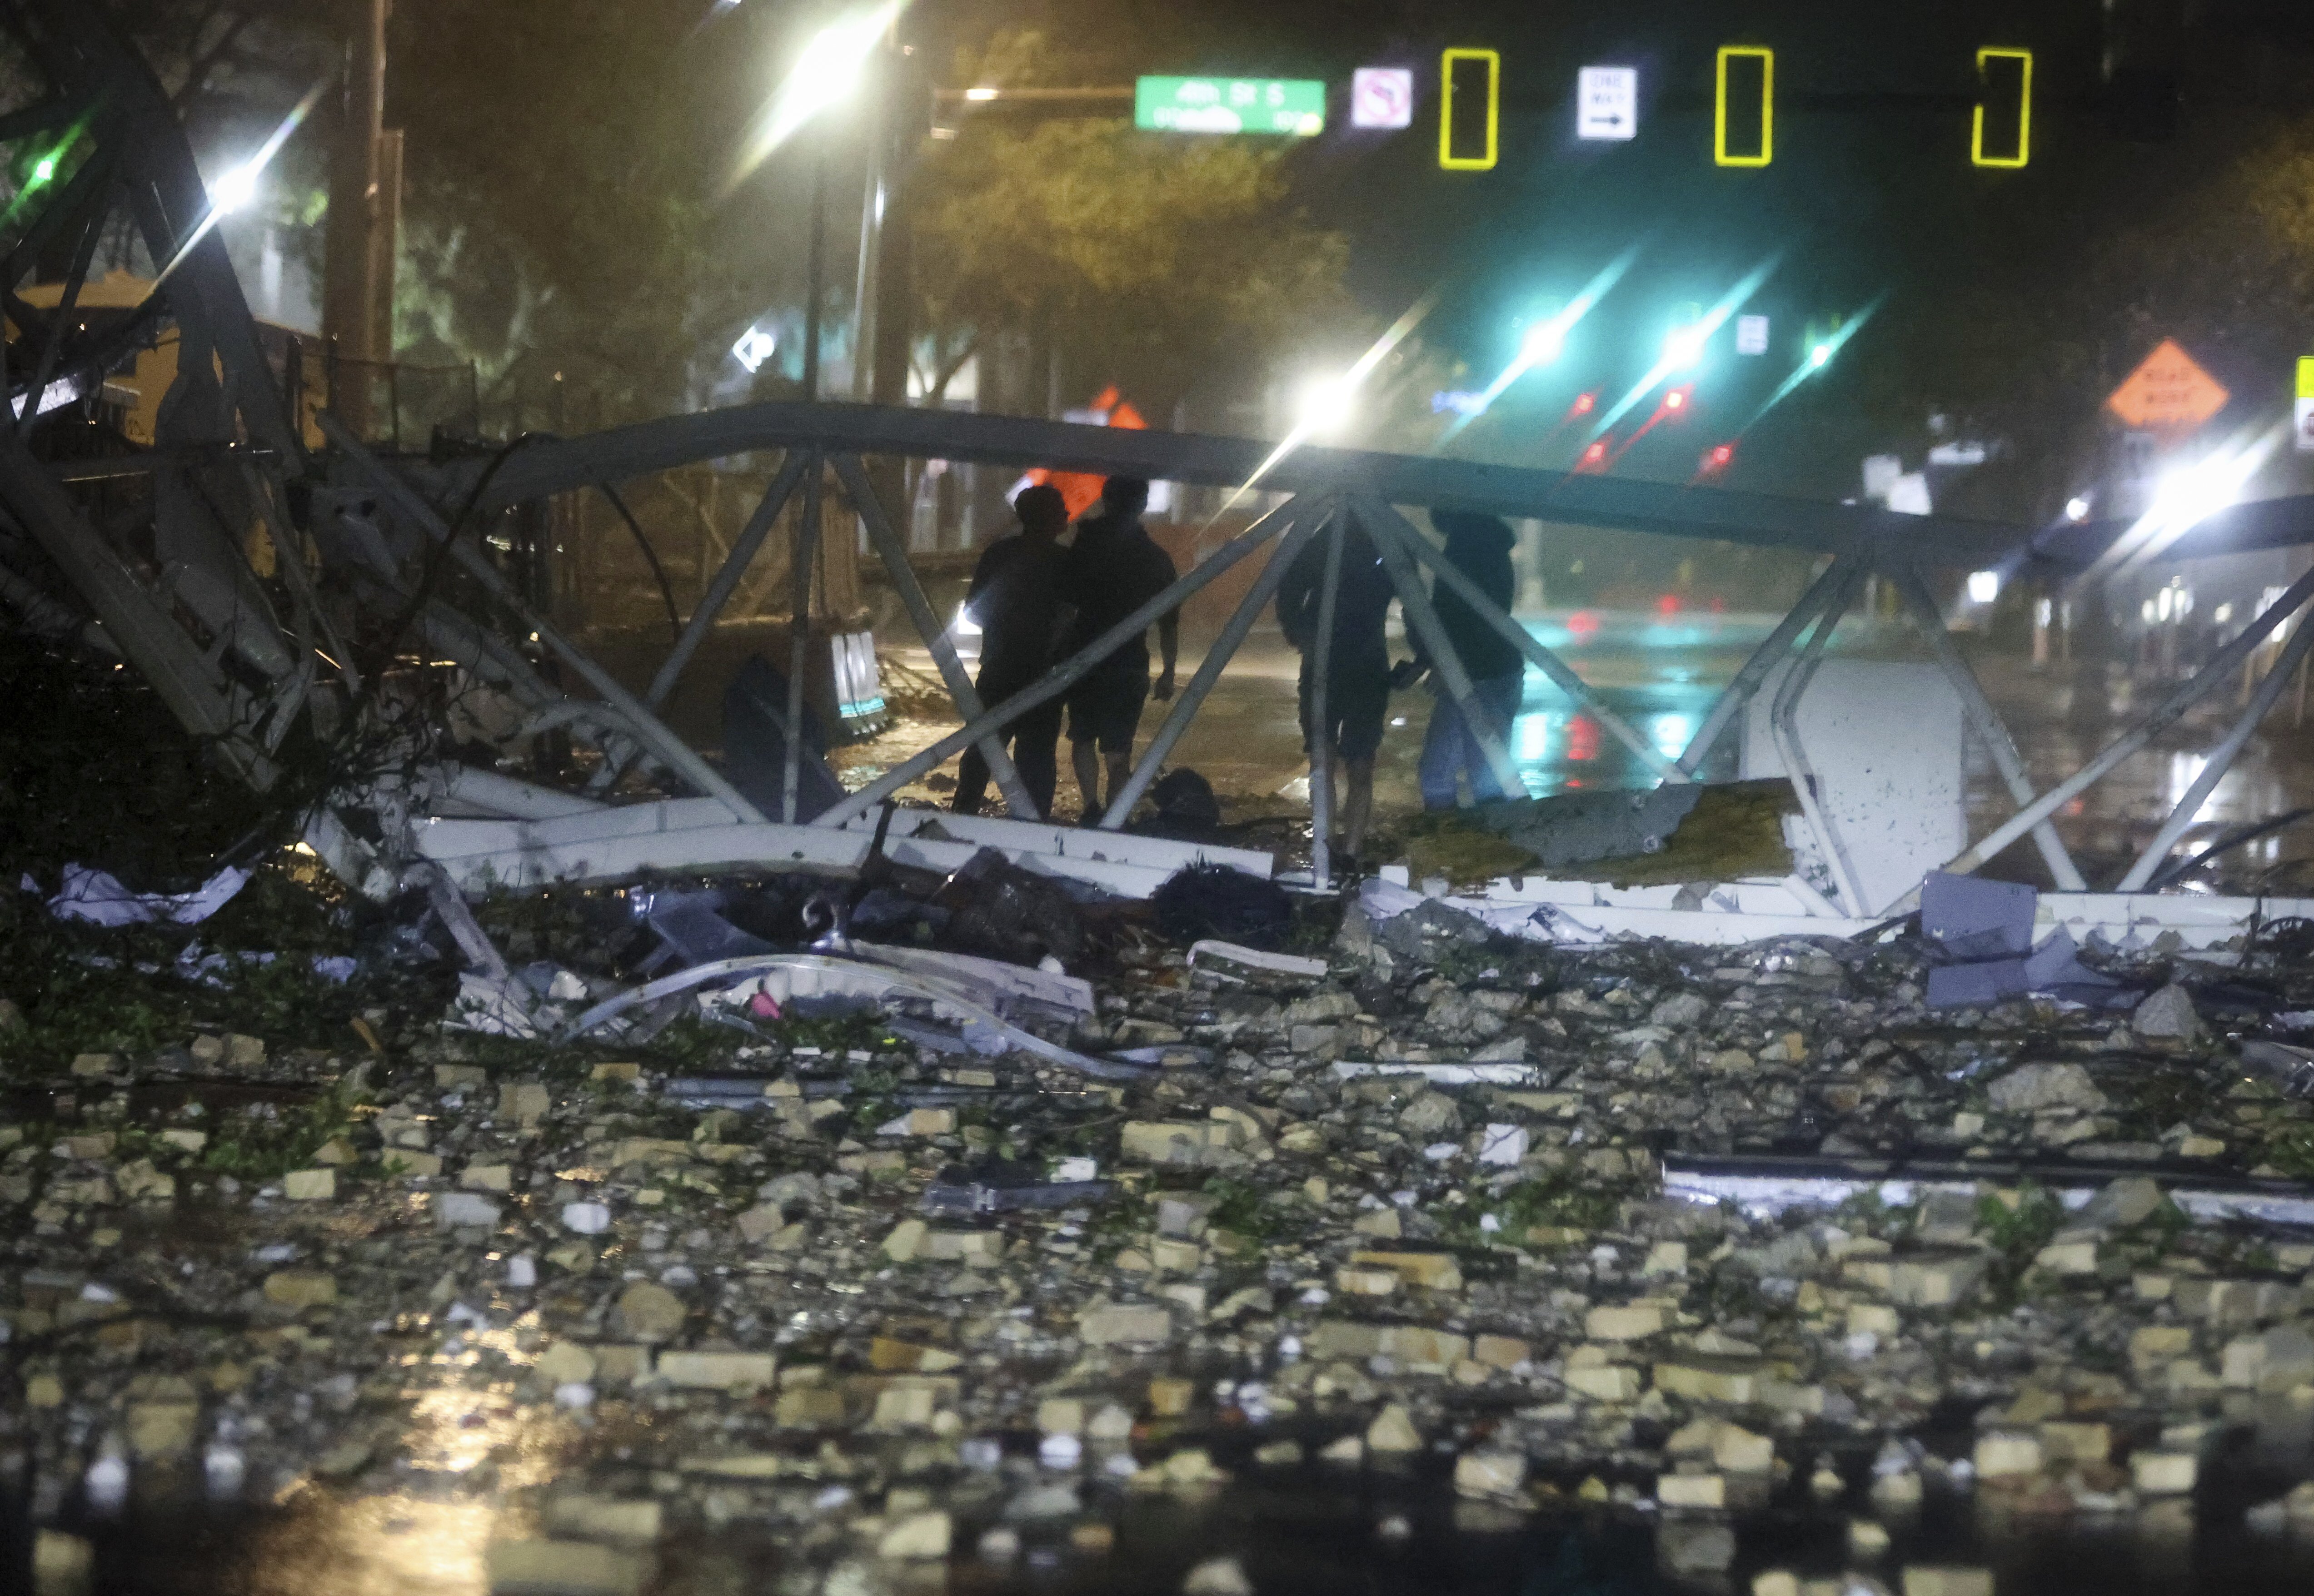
[322,0,400,441]
[802,138,828,403]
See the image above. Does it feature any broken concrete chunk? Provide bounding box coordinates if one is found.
[2133,983,2202,1042]
[655,1351,776,1391]
[878,1511,953,1561]
[1901,1571,1993,1596]
[126,1399,199,1459]
[1585,1302,1667,1341]
[1986,1062,2107,1115]
[1119,1120,1241,1165]
[262,1270,337,1310]
[484,1538,647,1596]
[1971,1431,2043,1479]
[281,1168,335,1202]
[1473,1333,1530,1369]
[1887,1249,1987,1308]
[1182,1556,1256,1596]
[2079,1175,2168,1230]
[1078,1303,1172,1346]
[1657,1472,1727,1509]
[115,1159,176,1203]
[1364,1402,1421,1452]
[561,1202,611,1235]
[2038,1422,2110,1462]
[1350,1249,1463,1292]
[500,1082,552,1128]
[543,1496,662,1547]
[1453,1449,1527,1498]
[2132,1451,2198,1494]
[435,1192,502,1230]
[612,1283,686,1343]
[536,1341,598,1386]
[1653,1357,1763,1404]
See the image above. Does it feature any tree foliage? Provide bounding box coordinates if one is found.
[906,21,1358,422]
[913,112,1353,418]
[386,0,752,428]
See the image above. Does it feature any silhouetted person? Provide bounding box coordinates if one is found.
[1277,521,1398,860]
[951,484,1069,817]
[1057,476,1177,818]
[1415,511,1524,808]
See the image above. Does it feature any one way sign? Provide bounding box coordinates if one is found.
[1577,66,1637,140]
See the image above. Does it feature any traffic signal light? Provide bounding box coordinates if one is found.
[1701,442,1735,473]
[1661,384,1692,416]
[1577,439,1608,469]
[1571,391,1597,416]
[1714,46,1772,166]
[1439,48,1500,170]
[1972,49,2031,168]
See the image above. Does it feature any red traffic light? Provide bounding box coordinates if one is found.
[1571,391,1597,415]
[1578,439,1608,469]
[1661,384,1693,416]
[1705,442,1733,468]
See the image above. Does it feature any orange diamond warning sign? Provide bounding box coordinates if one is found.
[2106,339,2229,433]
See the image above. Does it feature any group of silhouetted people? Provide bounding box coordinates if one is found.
[951,475,1177,823]
[951,476,1523,862]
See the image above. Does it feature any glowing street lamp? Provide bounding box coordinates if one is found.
[1296,372,1356,438]
[1662,323,1706,370]
[208,161,261,214]
[1521,319,1566,366]
[728,3,906,401]
[732,1,903,180]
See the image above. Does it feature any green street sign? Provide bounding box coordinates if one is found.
[1134,77,1326,135]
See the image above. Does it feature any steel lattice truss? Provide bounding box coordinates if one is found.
[1,0,2309,920]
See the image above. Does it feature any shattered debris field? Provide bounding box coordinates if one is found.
[9,649,2314,1596]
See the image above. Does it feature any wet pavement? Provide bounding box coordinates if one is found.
[859,608,2314,890]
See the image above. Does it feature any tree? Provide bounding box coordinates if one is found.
[385,0,760,430]
[912,113,1354,421]
[901,20,1359,426]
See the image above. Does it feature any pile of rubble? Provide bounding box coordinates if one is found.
[6,875,2314,1596]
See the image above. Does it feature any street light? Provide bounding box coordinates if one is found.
[1296,372,1356,438]
[734,1,903,178]
[209,161,260,214]
[1521,319,1566,366]
[729,2,904,402]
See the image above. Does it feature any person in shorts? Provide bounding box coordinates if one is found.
[1055,477,1177,818]
[1276,519,1398,862]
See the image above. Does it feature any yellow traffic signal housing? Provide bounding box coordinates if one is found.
[1439,48,1500,170]
[1972,48,2032,167]
[1714,46,1772,166]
